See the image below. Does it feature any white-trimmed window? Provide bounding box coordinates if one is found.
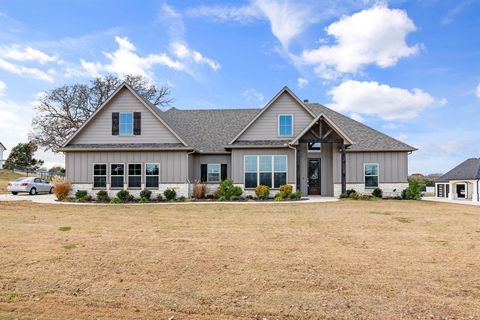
[207,164,220,182]
[111,164,124,188]
[119,112,133,135]
[364,163,379,188]
[93,164,107,189]
[128,163,142,188]
[244,155,288,188]
[278,114,293,137]
[145,163,159,188]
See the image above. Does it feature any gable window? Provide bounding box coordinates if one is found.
[207,164,220,182]
[278,114,293,137]
[244,155,287,188]
[93,164,107,189]
[364,163,379,188]
[128,163,142,188]
[145,163,159,188]
[307,142,321,152]
[119,112,133,135]
[111,164,124,188]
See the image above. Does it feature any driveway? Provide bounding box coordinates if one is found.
[422,197,480,206]
[0,193,57,204]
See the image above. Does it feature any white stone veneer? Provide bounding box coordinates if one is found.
[333,183,408,198]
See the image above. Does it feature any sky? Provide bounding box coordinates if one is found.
[0,0,479,174]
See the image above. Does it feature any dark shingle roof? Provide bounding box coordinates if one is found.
[436,158,480,182]
[232,140,291,146]
[306,103,416,151]
[161,108,259,152]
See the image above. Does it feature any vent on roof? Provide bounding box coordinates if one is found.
[303,99,309,103]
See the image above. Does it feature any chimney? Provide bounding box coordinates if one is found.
[303,99,309,103]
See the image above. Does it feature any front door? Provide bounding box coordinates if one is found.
[456,184,466,198]
[308,159,321,195]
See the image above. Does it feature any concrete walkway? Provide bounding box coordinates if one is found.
[0,193,338,205]
[422,197,480,206]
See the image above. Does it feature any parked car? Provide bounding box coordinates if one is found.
[7,177,53,195]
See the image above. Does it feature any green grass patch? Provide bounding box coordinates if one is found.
[58,226,71,231]
[0,292,18,301]
[63,244,76,250]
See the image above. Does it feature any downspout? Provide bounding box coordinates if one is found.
[287,144,298,191]
[186,150,196,198]
[477,179,479,202]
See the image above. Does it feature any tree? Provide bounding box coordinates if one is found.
[29,74,172,152]
[4,142,44,171]
[48,166,65,177]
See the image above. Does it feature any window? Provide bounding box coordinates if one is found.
[128,164,142,188]
[93,164,107,188]
[278,115,293,137]
[307,142,321,152]
[364,163,379,188]
[111,164,124,188]
[244,155,287,188]
[119,112,133,135]
[207,164,220,182]
[145,163,159,188]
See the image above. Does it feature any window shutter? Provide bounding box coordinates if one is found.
[221,164,227,180]
[112,112,119,135]
[133,112,141,135]
[200,164,207,182]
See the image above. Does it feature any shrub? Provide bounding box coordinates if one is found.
[96,190,109,202]
[349,191,360,200]
[126,194,135,202]
[192,183,206,199]
[217,179,243,200]
[339,193,349,199]
[140,189,152,201]
[372,188,383,198]
[163,188,176,201]
[279,184,293,196]
[245,195,254,200]
[290,190,302,200]
[255,185,270,199]
[346,189,356,197]
[75,190,88,201]
[116,189,130,201]
[230,195,244,201]
[110,197,121,204]
[51,177,71,201]
[218,196,226,202]
[176,195,186,202]
[139,197,149,203]
[156,194,164,202]
[403,179,422,200]
[83,195,92,202]
[274,191,288,201]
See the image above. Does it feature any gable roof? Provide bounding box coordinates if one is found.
[436,158,480,182]
[228,86,316,144]
[0,142,5,151]
[62,83,188,148]
[290,112,354,145]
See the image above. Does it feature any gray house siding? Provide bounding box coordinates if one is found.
[238,92,313,141]
[65,151,188,184]
[231,148,296,185]
[333,151,409,184]
[189,154,232,182]
[71,88,181,145]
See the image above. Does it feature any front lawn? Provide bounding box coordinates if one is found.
[0,200,479,319]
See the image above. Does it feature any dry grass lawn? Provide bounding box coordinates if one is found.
[0,200,479,319]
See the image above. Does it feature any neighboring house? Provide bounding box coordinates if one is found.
[0,142,5,169]
[60,83,416,198]
[435,158,480,202]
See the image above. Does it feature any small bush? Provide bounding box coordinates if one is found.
[163,188,176,201]
[349,191,360,200]
[140,189,152,200]
[176,195,186,202]
[218,196,226,202]
[116,189,130,201]
[139,197,149,203]
[372,188,383,198]
[217,179,243,200]
[75,190,88,200]
[192,183,206,199]
[346,189,356,197]
[110,197,121,204]
[255,185,270,199]
[51,177,71,201]
[274,191,288,201]
[126,194,135,202]
[156,194,164,202]
[83,194,92,202]
[339,193,349,199]
[279,184,293,196]
[403,179,422,200]
[290,190,302,200]
[96,190,109,202]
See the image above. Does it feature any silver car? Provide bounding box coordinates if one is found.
[7,177,53,195]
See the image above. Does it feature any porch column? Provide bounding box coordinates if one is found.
[341,143,346,194]
[296,145,301,192]
[448,181,455,200]
[472,180,479,202]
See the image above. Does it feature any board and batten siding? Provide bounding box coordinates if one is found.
[231,148,296,185]
[71,87,181,144]
[65,151,188,184]
[238,92,313,140]
[189,154,231,182]
[332,151,409,184]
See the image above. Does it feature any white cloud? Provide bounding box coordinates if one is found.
[0,80,6,96]
[328,80,440,120]
[476,83,480,98]
[0,45,58,64]
[0,57,55,82]
[350,113,364,123]
[186,4,262,23]
[297,6,419,78]
[170,42,220,71]
[243,88,264,104]
[297,77,308,88]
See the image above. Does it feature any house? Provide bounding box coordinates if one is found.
[60,83,416,198]
[435,158,480,202]
[0,142,6,169]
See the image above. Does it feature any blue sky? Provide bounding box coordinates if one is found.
[0,0,479,173]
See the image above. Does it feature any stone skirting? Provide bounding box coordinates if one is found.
[70,183,189,198]
[333,183,408,198]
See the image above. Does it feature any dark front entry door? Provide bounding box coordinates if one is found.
[456,184,466,198]
[308,159,321,195]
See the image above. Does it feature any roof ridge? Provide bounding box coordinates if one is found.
[165,107,261,112]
